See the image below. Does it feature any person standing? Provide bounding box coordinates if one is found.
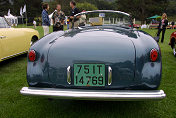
[79,10,86,27]
[42,3,50,36]
[67,18,70,29]
[171,21,175,29]
[157,13,168,43]
[69,1,80,29]
[33,20,37,29]
[52,4,65,32]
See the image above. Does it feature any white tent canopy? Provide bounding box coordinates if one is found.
[4,14,18,26]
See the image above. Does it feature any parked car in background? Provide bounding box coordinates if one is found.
[129,24,141,29]
[169,24,176,29]
[149,23,159,29]
[133,24,141,29]
[20,10,166,101]
[0,17,39,62]
[169,31,176,56]
[149,23,172,29]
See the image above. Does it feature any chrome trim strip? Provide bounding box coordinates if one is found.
[75,10,130,17]
[67,66,71,84]
[1,51,28,60]
[108,66,112,85]
[20,87,166,101]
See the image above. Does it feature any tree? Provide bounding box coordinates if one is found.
[0,0,42,17]
[0,0,14,16]
[48,0,114,16]
[48,0,71,16]
[115,0,169,24]
[94,0,115,10]
[1,0,174,24]
[24,0,43,17]
[77,2,98,11]
[166,0,176,21]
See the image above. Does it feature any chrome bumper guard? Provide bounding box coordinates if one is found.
[20,87,166,101]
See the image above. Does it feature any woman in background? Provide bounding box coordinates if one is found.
[157,13,168,43]
[42,3,50,36]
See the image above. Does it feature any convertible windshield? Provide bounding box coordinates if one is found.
[72,10,132,28]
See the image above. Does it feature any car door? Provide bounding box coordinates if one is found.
[0,17,27,59]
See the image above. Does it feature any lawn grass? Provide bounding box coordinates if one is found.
[15,25,54,38]
[0,27,176,118]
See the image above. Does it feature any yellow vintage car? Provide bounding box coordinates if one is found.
[0,17,39,62]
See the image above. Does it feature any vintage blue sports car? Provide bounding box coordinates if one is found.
[20,10,166,101]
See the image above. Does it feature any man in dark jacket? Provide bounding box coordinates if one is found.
[69,1,80,29]
[42,3,50,36]
[157,13,168,43]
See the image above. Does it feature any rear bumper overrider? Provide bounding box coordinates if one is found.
[20,87,166,101]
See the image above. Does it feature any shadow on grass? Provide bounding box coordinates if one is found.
[28,97,156,117]
[0,54,27,68]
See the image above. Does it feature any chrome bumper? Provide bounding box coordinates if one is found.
[20,87,166,101]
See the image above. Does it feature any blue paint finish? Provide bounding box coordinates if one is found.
[27,31,65,87]
[27,26,162,90]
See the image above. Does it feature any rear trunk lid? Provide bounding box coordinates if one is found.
[47,29,136,89]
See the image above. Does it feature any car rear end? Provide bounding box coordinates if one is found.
[20,28,166,101]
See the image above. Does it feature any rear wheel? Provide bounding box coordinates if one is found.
[30,36,38,46]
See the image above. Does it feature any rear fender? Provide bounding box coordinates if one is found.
[27,31,65,87]
[134,31,162,89]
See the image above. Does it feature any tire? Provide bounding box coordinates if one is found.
[30,36,38,46]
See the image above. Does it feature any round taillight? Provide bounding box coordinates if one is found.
[28,50,36,62]
[150,49,158,62]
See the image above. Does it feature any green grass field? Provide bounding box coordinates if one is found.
[0,26,176,118]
